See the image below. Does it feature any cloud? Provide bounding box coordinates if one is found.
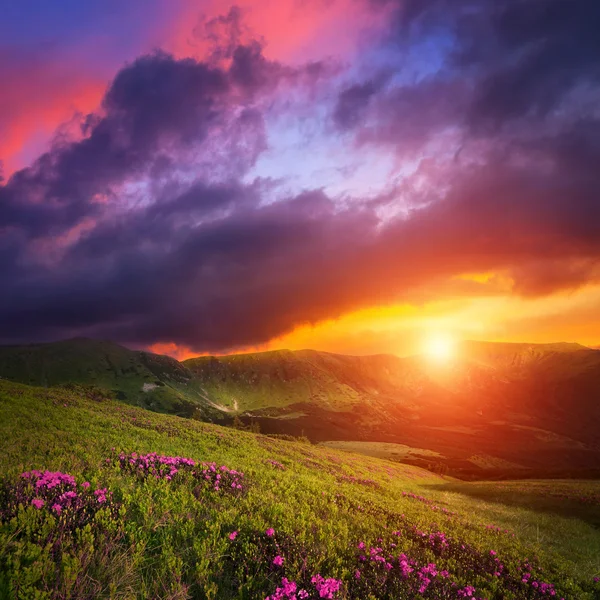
[385,0,600,129]
[0,47,106,176]
[0,44,289,241]
[2,2,600,352]
[0,39,335,349]
[333,74,389,130]
[465,0,600,127]
[3,128,600,351]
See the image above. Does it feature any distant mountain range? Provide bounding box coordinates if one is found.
[1,337,600,478]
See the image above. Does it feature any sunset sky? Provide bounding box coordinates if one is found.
[2,0,600,358]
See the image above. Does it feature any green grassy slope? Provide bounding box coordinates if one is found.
[3,339,600,478]
[1,380,599,599]
[184,349,426,412]
[0,338,218,417]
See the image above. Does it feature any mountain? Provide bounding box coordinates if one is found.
[184,349,429,411]
[458,340,600,439]
[0,338,218,418]
[185,341,600,477]
[2,338,600,478]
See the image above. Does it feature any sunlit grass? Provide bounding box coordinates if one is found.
[1,380,599,598]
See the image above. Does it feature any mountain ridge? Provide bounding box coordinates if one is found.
[2,337,600,477]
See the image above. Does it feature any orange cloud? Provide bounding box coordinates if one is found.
[151,284,600,360]
[148,342,197,361]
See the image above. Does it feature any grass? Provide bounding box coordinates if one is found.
[318,441,442,461]
[1,380,600,599]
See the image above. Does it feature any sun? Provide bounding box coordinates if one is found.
[422,333,456,362]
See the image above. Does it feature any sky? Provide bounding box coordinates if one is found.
[1,0,600,358]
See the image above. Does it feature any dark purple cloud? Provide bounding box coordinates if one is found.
[380,0,600,129]
[333,74,389,130]
[3,128,600,351]
[465,0,600,127]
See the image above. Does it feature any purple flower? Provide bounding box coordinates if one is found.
[273,555,284,567]
[266,528,275,537]
[458,586,476,598]
[31,498,44,509]
[229,531,238,541]
[311,574,342,599]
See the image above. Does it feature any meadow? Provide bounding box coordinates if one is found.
[1,380,599,599]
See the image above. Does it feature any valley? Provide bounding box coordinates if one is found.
[1,338,600,480]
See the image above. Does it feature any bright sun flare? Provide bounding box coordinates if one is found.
[422,334,456,362]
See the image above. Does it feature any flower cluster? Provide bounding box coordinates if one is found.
[337,474,379,488]
[267,459,286,470]
[113,451,244,493]
[0,470,121,542]
[519,561,560,597]
[349,530,567,600]
[265,577,309,600]
[353,542,472,598]
[485,524,514,537]
[198,461,244,493]
[227,527,343,599]
[265,575,343,600]
[311,574,342,598]
[115,451,195,481]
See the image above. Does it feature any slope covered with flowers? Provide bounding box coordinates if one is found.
[0,380,599,599]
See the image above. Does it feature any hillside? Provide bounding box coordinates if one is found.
[1,380,599,599]
[186,342,600,477]
[0,338,218,418]
[2,338,600,478]
[460,341,600,427]
[184,349,428,411]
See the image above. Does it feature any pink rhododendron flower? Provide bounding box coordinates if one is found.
[311,574,342,599]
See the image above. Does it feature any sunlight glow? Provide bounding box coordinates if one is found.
[422,333,456,362]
